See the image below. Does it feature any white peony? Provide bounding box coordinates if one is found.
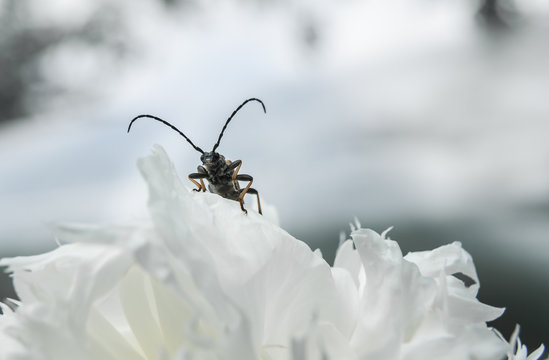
[0,145,545,360]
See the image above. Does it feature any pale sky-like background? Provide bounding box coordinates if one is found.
[0,0,548,352]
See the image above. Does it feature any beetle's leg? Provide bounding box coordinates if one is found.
[246,188,263,215]
[197,166,207,192]
[229,160,242,191]
[189,172,207,192]
[228,159,240,170]
[235,173,253,214]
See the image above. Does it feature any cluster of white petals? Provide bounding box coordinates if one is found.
[0,145,545,360]
[505,326,546,360]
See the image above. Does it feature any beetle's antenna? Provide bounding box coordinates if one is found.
[212,98,266,152]
[128,114,204,154]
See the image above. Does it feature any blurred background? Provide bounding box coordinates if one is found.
[0,0,547,353]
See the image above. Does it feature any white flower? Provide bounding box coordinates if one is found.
[505,326,546,360]
[0,145,545,360]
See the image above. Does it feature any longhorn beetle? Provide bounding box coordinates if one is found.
[127,98,266,215]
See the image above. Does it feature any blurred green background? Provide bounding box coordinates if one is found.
[0,0,547,353]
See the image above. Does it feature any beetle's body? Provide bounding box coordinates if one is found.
[203,157,239,199]
[189,151,260,213]
[128,98,265,215]
[199,153,234,195]
[209,179,240,201]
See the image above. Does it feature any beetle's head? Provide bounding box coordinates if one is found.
[200,151,224,169]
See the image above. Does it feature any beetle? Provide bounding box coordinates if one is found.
[127,98,266,215]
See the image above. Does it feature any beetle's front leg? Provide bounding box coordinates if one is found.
[229,160,242,191]
[189,166,208,192]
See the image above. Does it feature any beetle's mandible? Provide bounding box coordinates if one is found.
[127,98,266,215]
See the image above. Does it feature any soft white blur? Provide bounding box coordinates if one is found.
[0,0,548,265]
